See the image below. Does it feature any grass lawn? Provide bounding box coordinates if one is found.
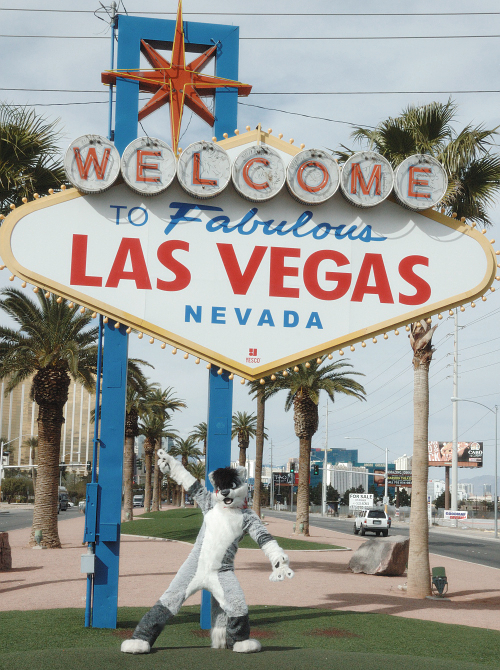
[121,508,345,551]
[0,606,498,670]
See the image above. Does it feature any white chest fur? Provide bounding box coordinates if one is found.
[201,504,244,569]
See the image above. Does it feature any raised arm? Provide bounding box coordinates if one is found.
[157,449,213,513]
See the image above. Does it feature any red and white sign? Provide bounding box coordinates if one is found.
[121,137,176,195]
[64,135,121,194]
[1,133,495,380]
[232,145,286,202]
[394,154,448,210]
[340,151,394,208]
[286,149,340,205]
[177,141,231,199]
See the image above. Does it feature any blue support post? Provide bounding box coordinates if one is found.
[200,368,233,629]
[92,320,129,628]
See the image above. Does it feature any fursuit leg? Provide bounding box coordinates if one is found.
[217,570,261,653]
[210,596,227,649]
[122,541,202,654]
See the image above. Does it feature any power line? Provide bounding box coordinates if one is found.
[2,9,500,16]
[2,33,500,40]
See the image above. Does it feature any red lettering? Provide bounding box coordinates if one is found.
[217,244,267,295]
[70,234,102,287]
[136,150,161,183]
[73,147,111,180]
[157,240,191,291]
[297,161,329,193]
[303,250,351,300]
[399,255,431,305]
[242,157,270,190]
[269,247,300,298]
[351,253,394,303]
[408,166,431,199]
[192,152,218,186]
[350,163,381,196]
[105,238,152,289]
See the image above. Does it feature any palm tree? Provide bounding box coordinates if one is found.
[0,104,65,214]
[190,421,207,456]
[407,320,437,598]
[138,414,178,512]
[22,436,38,483]
[247,382,268,518]
[265,357,365,535]
[339,100,500,596]
[186,460,205,482]
[0,289,97,547]
[169,436,203,507]
[338,99,500,226]
[231,411,259,466]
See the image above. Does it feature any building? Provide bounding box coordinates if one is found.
[326,463,369,496]
[0,376,94,476]
[395,453,412,470]
[428,480,445,501]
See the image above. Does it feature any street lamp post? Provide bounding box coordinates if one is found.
[345,437,389,512]
[451,397,498,539]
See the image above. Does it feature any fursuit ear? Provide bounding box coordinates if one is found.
[236,466,247,482]
[208,471,216,488]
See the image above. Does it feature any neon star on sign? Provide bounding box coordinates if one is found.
[101,0,251,155]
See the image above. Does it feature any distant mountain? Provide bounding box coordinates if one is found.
[459,473,499,496]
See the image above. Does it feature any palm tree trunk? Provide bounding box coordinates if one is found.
[407,356,432,597]
[295,436,311,536]
[252,388,265,518]
[123,434,135,521]
[238,440,248,467]
[144,448,153,512]
[151,450,159,511]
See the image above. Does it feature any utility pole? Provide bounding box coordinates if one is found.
[322,404,328,516]
[452,308,459,521]
[270,439,274,509]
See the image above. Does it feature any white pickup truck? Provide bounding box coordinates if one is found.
[353,509,389,537]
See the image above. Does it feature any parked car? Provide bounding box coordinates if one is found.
[58,486,70,513]
[353,509,389,537]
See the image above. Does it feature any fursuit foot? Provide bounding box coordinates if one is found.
[211,626,227,649]
[121,639,151,654]
[233,639,262,653]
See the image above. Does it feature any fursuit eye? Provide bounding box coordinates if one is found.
[230,482,237,489]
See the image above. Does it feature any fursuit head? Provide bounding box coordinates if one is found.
[121,450,294,656]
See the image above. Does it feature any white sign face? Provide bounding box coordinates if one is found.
[340,152,394,208]
[286,149,340,205]
[394,154,448,210]
[64,135,121,194]
[349,493,374,509]
[121,137,176,195]
[444,510,468,520]
[232,145,286,202]
[0,137,495,381]
[177,141,231,199]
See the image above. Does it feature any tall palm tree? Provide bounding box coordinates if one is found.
[169,436,203,507]
[407,320,437,598]
[138,414,178,512]
[190,421,207,456]
[231,411,259,466]
[338,99,500,226]
[265,357,365,535]
[247,383,268,518]
[0,289,97,547]
[0,104,65,214]
[22,436,38,483]
[339,100,500,596]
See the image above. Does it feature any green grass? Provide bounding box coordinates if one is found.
[0,607,498,670]
[121,508,345,551]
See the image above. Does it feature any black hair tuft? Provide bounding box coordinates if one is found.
[212,466,239,490]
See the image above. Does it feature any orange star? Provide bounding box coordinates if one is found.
[102,0,252,154]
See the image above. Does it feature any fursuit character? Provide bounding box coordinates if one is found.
[121,450,294,654]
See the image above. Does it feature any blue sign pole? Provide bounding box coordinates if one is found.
[201,368,234,629]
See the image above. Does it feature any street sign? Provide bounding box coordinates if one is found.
[349,493,374,509]
[273,472,292,485]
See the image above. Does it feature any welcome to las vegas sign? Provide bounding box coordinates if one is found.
[0,127,496,381]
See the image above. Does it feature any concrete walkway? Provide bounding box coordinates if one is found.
[1,508,499,632]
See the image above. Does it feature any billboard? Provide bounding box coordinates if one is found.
[444,510,468,520]
[428,442,483,468]
[387,470,412,487]
[349,493,374,509]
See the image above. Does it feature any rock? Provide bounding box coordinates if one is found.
[0,532,12,570]
[349,535,409,576]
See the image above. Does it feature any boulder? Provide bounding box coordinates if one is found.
[349,535,409,576]
[0,532,12,570]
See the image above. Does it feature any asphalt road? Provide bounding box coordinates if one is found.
[265,509,500,570]
[0,505,81,532]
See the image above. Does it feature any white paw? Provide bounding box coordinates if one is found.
[121,639,151,654]
[233,639,262,653]
[211,626,227,649]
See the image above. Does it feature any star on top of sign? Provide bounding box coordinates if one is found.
[101,0,252,155]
